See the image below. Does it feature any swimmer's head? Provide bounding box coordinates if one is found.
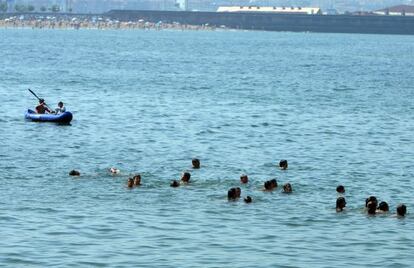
[235,187,241,198]
[244,196,252,203]
[133,174,141,185]
[270,179,278,188]
[240,175,248,184]
[109,167,120,174]
[336,185,345,194]
[264,181,272,191]
[365,196,377,208]
[336,197,346,212]
[127,178,134,188]
[170,180,180,188]
[279,160,288,170]
[69,170,80,176]
[377,201,389,212]
[367,201,376,215]
[181,172,191,183]
[397,204,407,217]
[228,188,237,200]
[283,183,292,193]
[192,159,200,169]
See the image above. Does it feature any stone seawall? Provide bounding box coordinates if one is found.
[107,10,414,35]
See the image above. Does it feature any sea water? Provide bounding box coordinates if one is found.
[0,29,413,267]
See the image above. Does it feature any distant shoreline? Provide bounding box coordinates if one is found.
[0,17,223,31]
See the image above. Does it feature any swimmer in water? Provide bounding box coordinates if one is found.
[181,172,191,183]
[283,183,292,193]
[367,201,376,215]
[235,187,241,198]
[127,178,134,188]
[377,201,389,213]
[109,167,120,174]
[192,158,200,169]
[365,196,377,208]
[270,179,278,189]
[244,196,252,203]
[263,179,277,191]
[336,197,346,212]
[228,188,237,200]
[336,185,345,194]
[240,174,248,184]
[133,174,141,186]
[263,181,272,191]
[170,180,180,187]
[69,170,80,176]
[279,160,288,170]
[396,204,407,217]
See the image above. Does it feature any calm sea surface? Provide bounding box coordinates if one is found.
[0,28,413,267]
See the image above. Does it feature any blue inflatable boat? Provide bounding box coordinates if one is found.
[25,109,73,124]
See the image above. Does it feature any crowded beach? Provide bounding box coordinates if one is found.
[0,14,222,31]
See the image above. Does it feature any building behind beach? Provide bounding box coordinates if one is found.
[2,0,180,13]
[217,6,322,15]
[70,0,179,13]
[374,4,414,15]
[2,0,414,13]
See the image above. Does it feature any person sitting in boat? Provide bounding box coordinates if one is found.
[35,99,51,114]
[54,101,66,114]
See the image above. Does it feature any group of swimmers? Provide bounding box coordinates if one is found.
[335,185,407,217]
[231,159,290,203]
[68,158,408,217]
[127,175,142,188]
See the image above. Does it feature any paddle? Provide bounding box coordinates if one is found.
[28,88,54,113]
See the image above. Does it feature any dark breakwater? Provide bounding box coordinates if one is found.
[107,10,414,35]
